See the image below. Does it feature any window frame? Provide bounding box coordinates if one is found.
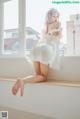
[0,0,26,58]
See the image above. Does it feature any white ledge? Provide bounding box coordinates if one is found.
[0,77,80,87]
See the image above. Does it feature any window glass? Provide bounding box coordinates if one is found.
[3,0,19,54]
[26,0,80,56]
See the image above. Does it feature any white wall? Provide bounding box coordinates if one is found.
[0,56,80,81]
[0,57,35,78]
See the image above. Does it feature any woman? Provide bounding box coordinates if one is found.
[12,8,62,96]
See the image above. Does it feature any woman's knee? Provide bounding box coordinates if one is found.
[36,75,47,82]
[42,75,48,82]
[40,63,49,78]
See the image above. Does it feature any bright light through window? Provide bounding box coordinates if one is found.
[3,0,19,54]
[2,0,80,56]
[26,0,80,55]
[26,0,80,42]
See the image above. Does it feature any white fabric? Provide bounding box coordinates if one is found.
[30,34,61,70]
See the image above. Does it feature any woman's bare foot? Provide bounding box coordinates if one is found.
[12,79,24,96]
[19,79,24,96]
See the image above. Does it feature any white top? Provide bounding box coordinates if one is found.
[30,33,61,70]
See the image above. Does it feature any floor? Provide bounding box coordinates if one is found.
[0,79,80,119]
[0,106,54,119]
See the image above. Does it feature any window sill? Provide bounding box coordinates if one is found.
[0,77,80,87]
[0,51,30,59]
[45,80,80,88]
[0,54,25,59]
[0,54,80,59]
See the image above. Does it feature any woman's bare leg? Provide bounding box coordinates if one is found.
[12,61,49,96]
[23,61,41,84]
[23,61,47,84]
[12,61,46,96]
[40,63,49,81]
[21,61,40,81]
[24,63,49,83]
[33,61,41,75]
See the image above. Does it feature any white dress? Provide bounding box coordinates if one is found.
[30,33,61,70]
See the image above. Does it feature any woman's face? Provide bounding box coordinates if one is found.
[51,16,59,23]
[48,15,60,33]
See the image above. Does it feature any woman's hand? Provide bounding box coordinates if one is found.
[49,21,60,30]
[55,30,62,40]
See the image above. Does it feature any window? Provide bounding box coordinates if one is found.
[26,0,80,56]
[0,0,80,57]
[3,0,19,54]
[0,0,26,56]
